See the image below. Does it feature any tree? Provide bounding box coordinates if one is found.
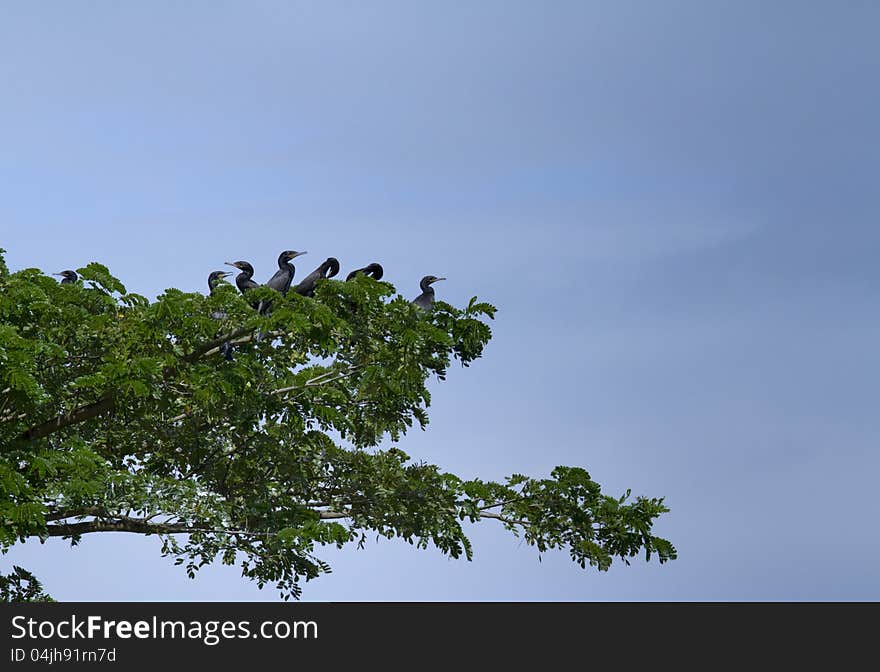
[0,248,675,600]
[0,565,54,603]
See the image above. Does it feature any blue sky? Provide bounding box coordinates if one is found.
[2,1,879,600]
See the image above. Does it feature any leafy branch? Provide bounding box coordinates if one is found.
[0,249,674,599]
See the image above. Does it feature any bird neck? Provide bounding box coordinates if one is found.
[236,271,253,290]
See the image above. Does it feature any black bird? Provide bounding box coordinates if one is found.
[207,270,233,319]
[224,261,261,309]
[258,250,307,314]
[265,249,307,303]
[345,263,384,281]
[208,269,232,293]
[53,270,78,284]
[207,271,234,361]
[296,257,340,297]
[266,250,308,295]
[411,275,446,310]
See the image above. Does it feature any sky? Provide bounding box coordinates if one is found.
[2,1,879,601]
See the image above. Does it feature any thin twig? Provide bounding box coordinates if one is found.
[475,511,532,527]
[168,366,360,424]
[273,366,360,396]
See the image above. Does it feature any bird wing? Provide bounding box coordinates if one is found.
[295,270,320,296]
[265,267,292,294]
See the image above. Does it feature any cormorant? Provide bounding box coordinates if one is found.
[224,261,261,309]
[266,250,308,295]
[295,257,340,297]
[54,270,78,284]
[257,250,306,314]
[207,270,234,361]
[411,275,445,310]
[208,270,232,292]
[207,270,233,318]
[345,263,384,281]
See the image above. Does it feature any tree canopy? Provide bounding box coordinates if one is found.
[0,248,675,600]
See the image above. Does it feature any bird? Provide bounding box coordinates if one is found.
[257,250,307,315]
[411,275,446,310]
[207,270,233,319]
[224,261,261,309]
[53,270,78,284]
[266,250,308,296]
[295,257,340,297]
[345,263,384,281]
[207,271,234,361]
[207,270,232,294]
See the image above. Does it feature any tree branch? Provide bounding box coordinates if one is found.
[471,511,532,527]
[272,366,360,397]
[17,396,116,443]
[39,508,352,538]
[188,327,288,360]
[168,365,360,424]
[180,326,257,363]
[37,508,526,539]
[44,519,192,536]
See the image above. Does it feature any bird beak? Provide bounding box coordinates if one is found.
[434,277,446,283]
[224,261,239,269]
[293,251,307,258]
[52,272,63,276]
[221,271,233,277]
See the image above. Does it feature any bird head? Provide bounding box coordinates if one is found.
[225,261,254,274]
[281,250,307,262]
[53,270,78,283]
[346,263,384,281]
[419,275,445,293]
[322,257,340,278]
[208,270,233,289]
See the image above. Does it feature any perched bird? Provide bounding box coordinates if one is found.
[260,250,307,314]
[208,270,233,318]
[207,270,232,296]
[411,275,446,310]
[207,270,234,361]
[224,259,267,342]
[296,257,340,297]
[345,263,384,281]
[224,261,261,309]
[266,250,308,296]
[53,270,78,284]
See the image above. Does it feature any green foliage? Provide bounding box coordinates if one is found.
[0,250,675,599]
[1,565,54,602]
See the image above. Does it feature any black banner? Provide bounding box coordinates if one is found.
[1,603,875,667]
